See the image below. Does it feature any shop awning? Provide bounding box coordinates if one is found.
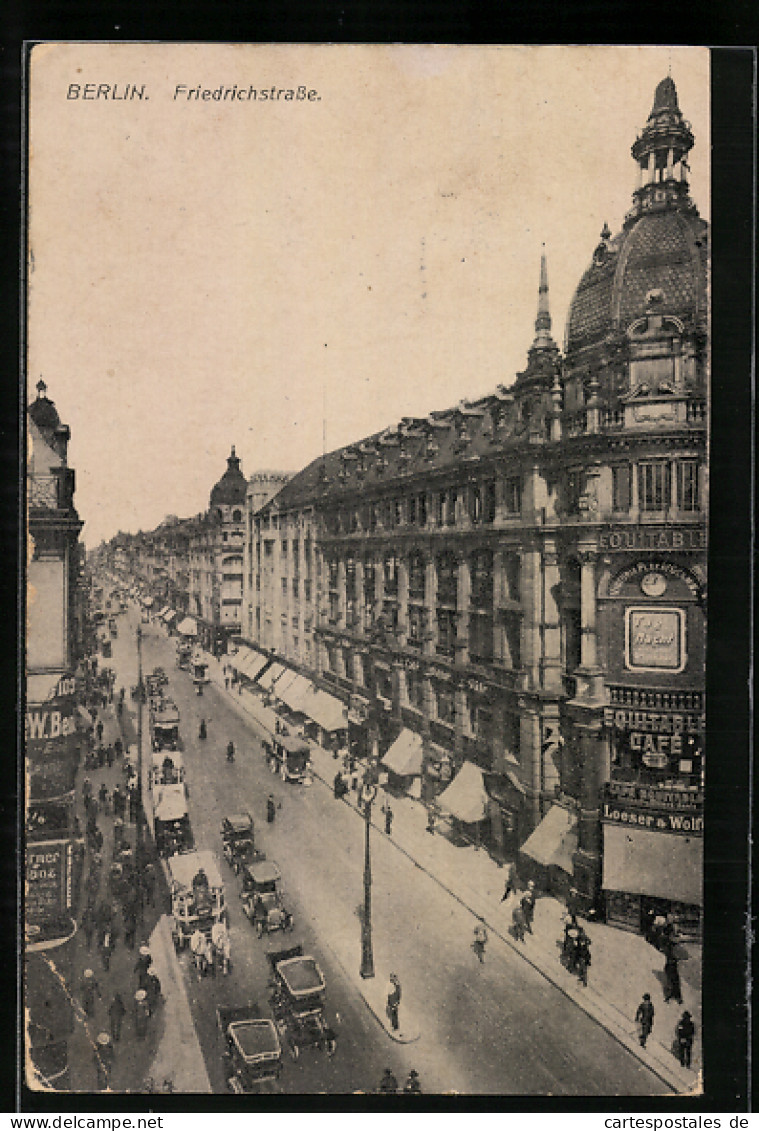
[602,824,702,906]
[77,705,94,728]
[484,769,526,807]
[176,616,197,636]
[520,804,578,873]
[277,673,312,712]
[300,687,347,733]
[382,729,424,777]
[257,663,286,691]
[437,760,490,823]
[231,646,267,680]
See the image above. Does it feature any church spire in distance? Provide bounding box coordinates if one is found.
[531,247,557,353]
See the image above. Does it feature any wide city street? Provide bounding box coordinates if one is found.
[110,608,667,1096]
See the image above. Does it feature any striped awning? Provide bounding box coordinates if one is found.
[300,687,347,732]
[382,729,424,777]
[277,674,313,713]
[257,663,286,691]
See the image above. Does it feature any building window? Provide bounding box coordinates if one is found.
[469,612,494,664]
[281,578,288,596]
[408,552,426,601]
[469,484,483,524]
[436,609,457,656]
[436,552,458,607]
[503,611,522,669]
[304,579,311,601]
[394,499,404,526]
[470,550,494,609]
[232,509,242,522]
[406,669,424,710]
[435,684,455,725]
[328,560,339,591]
[344,651,354,682]
[612,463,632,512]
[408,496,417,525]
[408,605,426,648]
[638,461,671,512]
[418,493,427,526]
[676,460,700,512]
[281,540,288,557]
[504,475,522,514]
[292,579,299,597]
[483,479,496,523]
[564,470,583,515]
[384,553,398,596]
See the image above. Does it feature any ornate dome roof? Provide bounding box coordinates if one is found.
[565,77,708,362]
[565,210,708,355]
[28,379,62,435]
[209,446,247,509]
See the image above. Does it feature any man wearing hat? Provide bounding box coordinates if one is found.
[135,946,152,989]
[80,969,101,1017]
[94,1032,114,1090]
[403,1069,422,1094]
[145,967,162,1014]
[386,973,401,1032]
[635,993,655,1047]
[134,990,150,1040]
[520,881,537,934]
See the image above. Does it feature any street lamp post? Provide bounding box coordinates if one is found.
[359,776,378,979]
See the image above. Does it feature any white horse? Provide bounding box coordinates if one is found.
[211,921,231,975]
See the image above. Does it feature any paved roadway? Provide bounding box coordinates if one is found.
[109,606,667,1096]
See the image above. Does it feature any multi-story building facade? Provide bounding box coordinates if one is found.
[26,379,86,1088]
[244,76,707,933]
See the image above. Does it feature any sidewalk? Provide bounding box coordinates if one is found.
[66,654,210,1095]
[205,649,701,1094]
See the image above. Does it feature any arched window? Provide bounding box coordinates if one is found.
[232,509,242,523]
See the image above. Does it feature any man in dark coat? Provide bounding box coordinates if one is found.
[266,795,276,824]
[108,992,126,1043]
[384,804,393,836]
[676,1011,695,1068]
[500,860,519,902]
[520,881,536,933]
[663,952,683,1004]
[635,993,655,1047]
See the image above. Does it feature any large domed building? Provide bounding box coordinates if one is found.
[242,74,707,940]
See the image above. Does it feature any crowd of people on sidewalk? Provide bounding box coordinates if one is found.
[72,679,164,1092]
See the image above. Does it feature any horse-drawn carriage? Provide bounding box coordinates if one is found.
[151,701,181,751]
[217,1005,282,1093]
[267,945,336,1060]
[167,849,226,951]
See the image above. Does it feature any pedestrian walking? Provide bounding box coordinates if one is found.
[134,989,150,1040]
[93,1032,114,1090]
[378,1068,398,1094]
[123,903,137,949]
[675,1011,695,1068]
[384,803,393,836]
[80,969,101,1017]
[663,952,683,1004]
[635,993,655,1047]
[145,968,162,1014]
[512,904,527,942]
[472,922,488,963]
[520,881,537,933]
[114,736,123,758]
[81,905,95,950]
[575,929,591,986]
[112,785,124,821]
[266,794,276,824]
[108,992,126,1043]
[82,777,93,805]
[98,782,110,814]
[500,860,519,902]
[99,922,116,972]
[566,886,581,920]
[135,945,152,983]
[96,721,104,743]
[142,862,156,907]
[403,1069,423,1094]
[106,744,115,768]
[386,973,401,1032]
[426,807,436,835]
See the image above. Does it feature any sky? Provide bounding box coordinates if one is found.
[27,44,710,549]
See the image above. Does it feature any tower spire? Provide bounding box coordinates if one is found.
[629,75,696,222]
[531,247,556,351]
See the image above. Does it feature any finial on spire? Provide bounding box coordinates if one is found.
[36,378,47,399]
